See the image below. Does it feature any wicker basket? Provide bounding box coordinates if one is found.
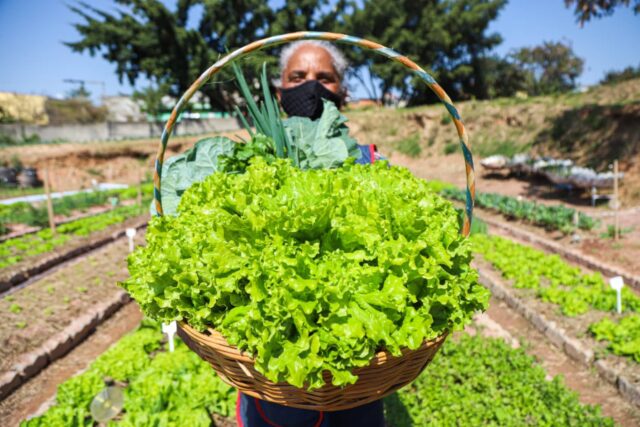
[178,323,448,411]
[153,31,476,412]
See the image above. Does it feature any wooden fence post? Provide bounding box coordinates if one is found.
[44,168,56,234]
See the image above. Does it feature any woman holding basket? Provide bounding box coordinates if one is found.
[236,40,385,427]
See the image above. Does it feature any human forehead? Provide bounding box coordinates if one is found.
[282,45,338,74]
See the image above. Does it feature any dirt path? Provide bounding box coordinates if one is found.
[0,229,145,372]
[472,297,640,426]
[0,303,142,427]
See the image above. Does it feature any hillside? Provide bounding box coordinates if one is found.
[344,78,640,203]
[1,78,638,204]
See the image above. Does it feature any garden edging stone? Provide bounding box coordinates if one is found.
[0,291,130,401]
[479,214,640,290]
[477,261,640,408]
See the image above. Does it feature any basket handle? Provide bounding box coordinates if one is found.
[153,31,475,236]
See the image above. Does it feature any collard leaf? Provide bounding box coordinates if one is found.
[154,136,236,216]
[284,100,361,169]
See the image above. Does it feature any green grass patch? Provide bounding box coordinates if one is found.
[443,141,458,155]
[385,334,613,426]
[475,139,529,158]
[394,133,422,157]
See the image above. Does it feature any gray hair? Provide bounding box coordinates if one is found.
[278,40,349,82]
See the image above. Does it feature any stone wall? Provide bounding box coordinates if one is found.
[0,117,241,143]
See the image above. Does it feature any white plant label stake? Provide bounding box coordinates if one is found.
[609,276,624,314]
[162,321,177,352]
[125,228,137,253]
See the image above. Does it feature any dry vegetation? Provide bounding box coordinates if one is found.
[345,78,640,202]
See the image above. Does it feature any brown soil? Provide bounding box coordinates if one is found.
[0,303,142,427]
[0,229,145,372]
[476,297,640,426]
[0,129,249,193]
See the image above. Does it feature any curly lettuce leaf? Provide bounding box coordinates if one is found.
[125,158,488,389]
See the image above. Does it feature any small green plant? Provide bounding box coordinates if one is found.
[470,217,489,235]
[76,286,88,293]
[46,285,55,295]
[440,113,452,125]
[443,141,458,155]
[63,296,71,304]
[476,140,529,158]
[16,321,27,329]
[44,307,54,316]
[86,168,104,178]
[9,303,22,314]
[395,133,422,158]
[4,295,14,302]
[600,225,634,239]
[10,155,23,171]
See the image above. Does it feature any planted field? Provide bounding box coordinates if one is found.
[0,204,145,269]
[443,188,599,233]
[22,321,614,426]
[0,184,152,234]
[22,321,236,427]
[1,75,638,427]
[472,233,640,396]
[0,230,143,372]
[386,334,613,426]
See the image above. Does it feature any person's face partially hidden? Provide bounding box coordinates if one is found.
[281,44,342,95]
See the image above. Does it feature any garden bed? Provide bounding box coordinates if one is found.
[472,235,640,407]
[20,318,616,426]
[0,229,145,378]
[0,212,148,293]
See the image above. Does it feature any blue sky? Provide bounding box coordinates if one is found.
[0,0,638,101]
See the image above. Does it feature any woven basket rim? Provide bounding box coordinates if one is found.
[178,320,448,369]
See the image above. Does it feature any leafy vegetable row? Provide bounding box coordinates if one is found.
[0,203,147,269]
[386,334,614,426]
[0,183,153,232]
[442,187,598,233]
[24,322,614,426]
[124,158,489,389]
[590,315,640,363]
[22,320,236,427]
[472,234,640,362]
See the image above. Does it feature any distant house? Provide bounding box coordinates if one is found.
[102,96,145,123]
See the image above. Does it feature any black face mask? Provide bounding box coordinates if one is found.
[280,80,342,120]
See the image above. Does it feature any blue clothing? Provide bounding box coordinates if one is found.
[237,392,385,427]
[355,144,382,165]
